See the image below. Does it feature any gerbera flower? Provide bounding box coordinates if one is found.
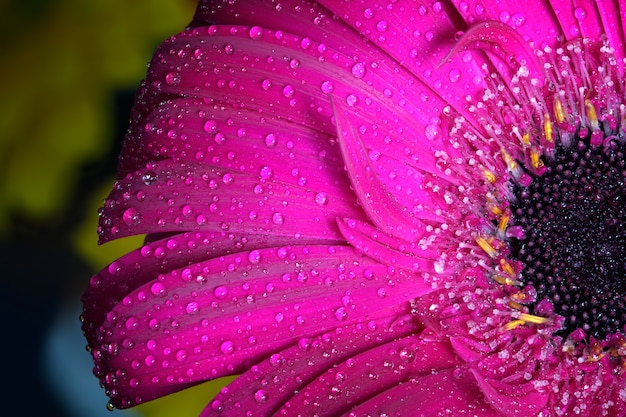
[82,0,626,415]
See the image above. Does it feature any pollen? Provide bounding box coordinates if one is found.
[553,98,566,123]
[543,113,554,142]
[476,236,497,258]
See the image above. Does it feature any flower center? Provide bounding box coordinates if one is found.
[510,137,626,338]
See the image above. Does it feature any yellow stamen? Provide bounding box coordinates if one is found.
[502,319,525,331]
[522,131,531,146]
[554,98,566,124]
[511,292,527,301]
[517,313,549,325]
[503,313,550,331]
[476,236,497,258]
[498,213,510,233]
[483,168,496,183]
[502,150,517,171]
[530,146,543,169]
[493,274,521,286]
[543,113,554,142]
[585,99,600,130]
[508,300,524,310]
[500,258,516,276]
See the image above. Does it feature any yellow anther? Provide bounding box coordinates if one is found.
[543,113,554,142]
[508,300,524,310]
[483,168,496,183]
[489,205,503,216]
[530,146,543,169]
[498,212,510,233]
[522,132,531,146]
[554,98,566,123]
[518,313,549,325]
[492,274,520,286]
[500,258,516,276]
[585,99,600,130]
[502,319,525,331]
[502,150,517,171]
[511,292,528,301]
[476,236,497,258]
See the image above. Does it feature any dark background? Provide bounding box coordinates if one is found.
[0,1,194,415]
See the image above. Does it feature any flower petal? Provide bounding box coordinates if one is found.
[344,368,501,417]
[81,231,335,343]
[99,156,361,243]
[200,305,423,416]
[92,245,435,408]
[450,0,561,49]
[472,370,549,417]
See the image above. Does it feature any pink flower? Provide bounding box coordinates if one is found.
[82,0,626,415]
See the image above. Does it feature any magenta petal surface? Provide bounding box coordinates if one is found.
[84,0,626,415]
[89,245,435,407]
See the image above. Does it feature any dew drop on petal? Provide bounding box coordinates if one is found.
[321,80,334,93]
[165,72,181,85]
[314,192,328,206]
[264,133,277,147]
[142,171,158,186]
[220,340,235,354]
[574,7,587,20]
[249,26,263,39]
[185,302,199,314]
[150,282,167,297]
[122,208,141,226]
[272,212,284,225]
[248,250,262,264]
[351,62,366,78]
[214,286,228,299]
[254,389,269,403]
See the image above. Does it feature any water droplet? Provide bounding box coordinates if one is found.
[249,26,263,39]
[314,192,328,206]
[185,302,199,314]
[261,79,272,90]
[283,85,295,98]
[351,62,366,78]
[424,124,441,140]
[203,120,217,134]
[248,250,262,264]
[272,212,284,225]
[142,171,158,186]
[122,208,141,226]
[448,69,461,83]
[574,7,587,20]
[150,282,167,297]
[376,20,388,32]
[165,72,181,85]
[259,166,273,180]
[334,307,348,321]
[254,389,269,403]
[220,340,235,354]
[214,286,228,299]
[264,133,277,147]
[321,80,334,93]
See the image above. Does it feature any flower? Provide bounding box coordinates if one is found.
[82,0,626,416]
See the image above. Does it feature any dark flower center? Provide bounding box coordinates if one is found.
[510,134,626,338]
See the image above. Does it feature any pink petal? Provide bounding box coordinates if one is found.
[450,0,561,49]
[98,158,362,243]
[337,218,448,273]
[200,305,423,416]
[344,368,501,417]
[472,370,549,417]
[319,0,490,120]
[92,245,435,408]
[82,231,335,343]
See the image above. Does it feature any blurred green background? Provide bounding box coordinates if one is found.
[0,1,231,415]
